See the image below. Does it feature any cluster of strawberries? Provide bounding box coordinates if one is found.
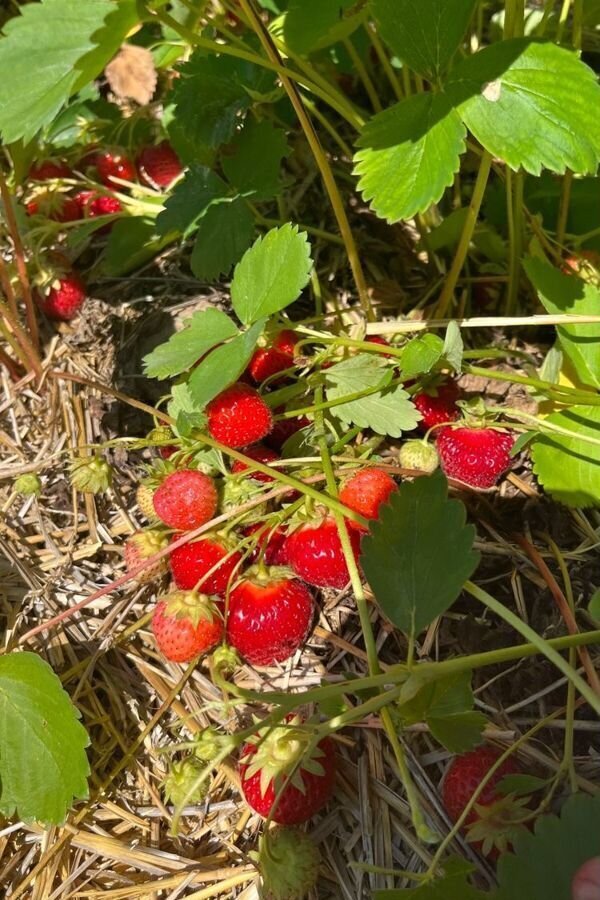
[26,141,182,321]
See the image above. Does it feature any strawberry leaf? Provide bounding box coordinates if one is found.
[355,93,466,223]
[400,335,445,379]
[283,0,368,54]
[450,39,600,175]
[0,652,90,824]
[231,225,312,325]
[495,793,600,900]
[325,355,420,436]
[372,0,478,80]
[187,319,265,408]
[0,0,137,143]
[374,857,486,899]
[531,405,600,507]
[398,672,486,754]
[156,166,229,238]
[222,120,289,201]
[361,472,479,638]
[524,257,600,389]
[143,309,238,380]
[102,217,173,277]
[190,199,255,281]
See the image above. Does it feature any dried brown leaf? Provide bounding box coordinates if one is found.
[105,43,157,106]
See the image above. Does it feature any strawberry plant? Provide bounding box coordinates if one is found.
[2,0,600,897]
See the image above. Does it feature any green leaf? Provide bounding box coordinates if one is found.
[187,320,265,408]
[190,199,255,281]
[156,166,228,238]
[231,225,312,325]
[497,774,549,797]
[399,671,486,753]
[361,472,479,637]
[374,858,486,899]
[524,257,600,389]
[532,405,600,507]
[589,588,600,623]
[102,217,173,277]
[400,334,445,379]
[450,39,600,175]
[222,120,289,201]
[354,93,466,223]
[283,0,368,54]
[0,0,135,143]
[325,354,420,437]
[0,652,90,824]
[495,793,600,900]
[372,0,478,80]
[168,382,207,438]
[143,309,238,381]
[443,321,464,372]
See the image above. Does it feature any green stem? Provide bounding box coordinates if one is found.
[254,212,345,246]
[505,168,525,314]
[366,22,403,100]
[465,581,600,715]
[344,37,382,112]
[301,97,354,157]
[436,151,493,317]
[463,364,600,405]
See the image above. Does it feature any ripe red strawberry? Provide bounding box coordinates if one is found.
[442,746,524,858]
[413,380,460,431]
[231,444,279,483]
[227,567,314,665]
[36,273,86,321]
[247,330,298,384]
[265,408,310,452]
[29,160,73,181]
[170,534,243,595]
[124,529,169,584]
[242,523,289,565]
[339,467,397,532]
[437,426,514,489]
[153,469,218,530]
[285,517,361,589]
[207,383,273,449]
[152,590,223,662]
[239,715,336,824]
[74,191,122,231]
[26,193,81,222]
[93,149,136,187]
[137,141,183,189]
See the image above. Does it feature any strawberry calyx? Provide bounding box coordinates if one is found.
[159,590,221,629]
[465,793,531,857]
[70,455,112,494]
[243,563,297,588]
[253,827,320,900]
[194,725,236,762]
[243,715,325,799]
[163,757,208,808]
[210,643,241,677]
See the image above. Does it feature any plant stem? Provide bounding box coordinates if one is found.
[301,97,354,157]
[238,0,373,320]
[463,363,600,405]
[435,151,493,317]
[366,22,403,100]
[344,37,382,112]
[505,167,525,314]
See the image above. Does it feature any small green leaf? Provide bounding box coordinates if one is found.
[0,652,90,824]
[372,0,478,80]
[524,257,600,389]
[156,166,228,238]
[398,672,486,754]
[143,309,238,380]
[588,588,600,622]
[231,225,312,325]
[325,354,420,437]
[187,320,265,408]
[374,857,486,899]
[400,334,445,379]
[443,321,464,372]
[450,39,600,175]
[190,199,255,281]
[168,383,207,439]
[222,119,289,201]
[283,0,368,54]
[355,93,466,223]
[102,217,173,277]
[361,472,479,638]
[532,405,600,507]
[497,774,549,797]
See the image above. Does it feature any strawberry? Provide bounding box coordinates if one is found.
[124,529,169,584]
[36,273,86,321]
[136,483,157,521]
[243,522,289,566]
[29,160,73,181]
[255,828,320,900]
[207,383,273,449]
[137,141,183,189]
[163,757,208,808]
[226,566,314,665]
[239,715,336,824]
[339,467,397,532]
[399,439,439,474]
[285,517,361,589]
[26,193,81,222]
[563,250,600,277]
[413,380,460,431]
[247,330,298,384]
[170,534,243,595]
[231,444,279,483]
[74,190,122,232]
[442,746,525,858]
[437,426,514,489]
[152,590,223,662]
[92,149,136,187]
[265,408,310,452]
[152,469,218,530]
